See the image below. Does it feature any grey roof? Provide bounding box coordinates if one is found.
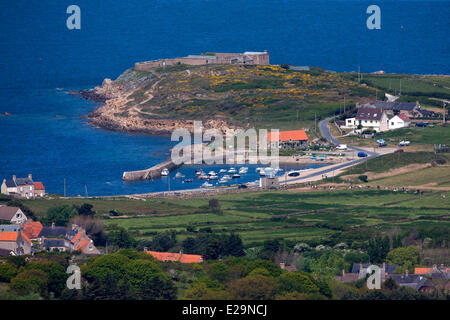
[43,239,66,247]
[0,225,21,232]
[4,180,16,188]
[351,263,398,275]
[373,101,417,111]
[388,274,430,291]
[15,178,33,186]
[0,248,13,256]
[39,226,68,238]
[356,107,384,121]
[0,206,21,221]
[418,109,435,116]
[186,55,217,60]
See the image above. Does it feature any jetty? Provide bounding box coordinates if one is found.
[122,159,181,181]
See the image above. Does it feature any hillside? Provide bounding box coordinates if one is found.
[83,63,378,135]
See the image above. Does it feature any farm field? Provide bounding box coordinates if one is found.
[22,189,450,247]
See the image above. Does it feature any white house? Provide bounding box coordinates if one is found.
[342,107,389,132]
[388,114,411,130]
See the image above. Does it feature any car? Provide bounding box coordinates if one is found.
[398,140,410,146]
[377,139,387,147]
[287,171,301,177]
[416,122,428,127]
[394,149,404,153]
[357,152,368,157]
[336,144,347,150]
[238,184,248,189]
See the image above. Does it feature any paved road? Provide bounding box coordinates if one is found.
[283,117,380,183]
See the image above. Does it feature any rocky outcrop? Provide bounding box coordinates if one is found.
[83,72,238,135]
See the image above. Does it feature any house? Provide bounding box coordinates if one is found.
[267,130,309,148]
[134,51,270,70]
[388,113,411,130]
[0,231,31,255]
[1,174,35,199]
[42,239,67,252]
[260,176,280,189]
[22,221,43,240]
[36,223,100,255]
[336,270,360,283]
[0,225,21,232]
[0,248,15,257]
[37,223,67,240]
[33,182,46,198]
[414,264,450,275]
[350,107,389,132]
[145,250,203,263]
[0,206,28,224]
[365,101,421,118]
[352,262,398,281]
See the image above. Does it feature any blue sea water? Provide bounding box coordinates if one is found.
[0,1,449,196]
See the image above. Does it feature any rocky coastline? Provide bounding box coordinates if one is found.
[78,77,237,136]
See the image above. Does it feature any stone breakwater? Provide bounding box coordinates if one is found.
[79,77,238,136]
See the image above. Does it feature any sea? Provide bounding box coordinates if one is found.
[0,0,449,196]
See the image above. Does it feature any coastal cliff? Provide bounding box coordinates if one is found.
[81,63,378,135]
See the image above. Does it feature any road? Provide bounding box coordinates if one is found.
[282,117,381,183]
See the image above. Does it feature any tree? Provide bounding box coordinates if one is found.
[24,261,67,297]
[203,238,224,260]
[75,203,95,216]
[42,205,77,226]
[223,233,245,257]
[227,275,277,300]
[209,199,221,213]
[386,246,420,273]
[277,272,321,295]
[10,269,49,298]
[0,263,17,282]
[70,215,106,246]
[84,254,130,283]
[183,281,228,300]
[107,225,136,248]
[125,259,177,300]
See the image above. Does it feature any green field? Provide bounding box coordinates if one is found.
[21,189,450,247]
[342,152,447,175]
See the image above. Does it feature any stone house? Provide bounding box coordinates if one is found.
[0,206,28,224]
[0,231,31,255]
[1,174,35,199]
[33,182,46,198]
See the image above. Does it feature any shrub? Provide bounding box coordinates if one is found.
[358,175,368,183]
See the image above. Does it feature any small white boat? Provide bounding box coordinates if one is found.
[208,171,217,176]
[228,167,237,173]
[259,171,266,177]
[161,168,169,176]
[218,178,229,184]
[175,172,185,179]
[256,167,262,172]
[222,175,232,180]
[209,175,218,180]
[239,167,248,174]
[202,182,213,188]
[219,169,227,173]
[195,169,203,176]
[198,174,208,180]
[232,174,241,179]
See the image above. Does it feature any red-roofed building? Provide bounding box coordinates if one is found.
[0,231,31,255]
[33,182,45,198]
[145,250,203,263]
[389,114,411,130]
[267,130,308,148]
[22,221,43,239]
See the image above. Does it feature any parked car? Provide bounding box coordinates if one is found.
[357,152,368,157]
[336,144,347,150]
[398,140,410,146]
[238,184,248,189]
[416,122,428,127]
[376,139,386,147]
[394,149,404,153]
[287,171,301,177]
